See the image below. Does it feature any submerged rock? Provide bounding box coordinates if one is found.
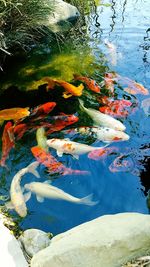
[0,214,28,267]
[31,213,150,267]
[19,229,53,258]
[39,0,80,32]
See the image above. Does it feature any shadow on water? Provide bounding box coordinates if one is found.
[0,0,150,234]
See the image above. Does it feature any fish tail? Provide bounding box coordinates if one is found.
[80,194,99,206]
[27,161,40,178]
[78,99,85,110]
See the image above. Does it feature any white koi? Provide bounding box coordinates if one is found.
[24,181,98,206]
[79,99,126,131]
[46,138,106,159]
[6,161,40,217]
[75,126,129,142]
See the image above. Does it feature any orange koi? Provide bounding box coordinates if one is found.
[29,102,56,121]
[116,75,149,95]
[0,122,15,167]
[42,77,84,98]
[97,95,110,105]
[57,81,84,98]
[46,114,79,135]
[109,154,134,173]
[99,99,132,118]
[31,146,89,176]
[0,107,30,125]
[73,74,101,93]
[88,147,119,161]
[42,77,56,90]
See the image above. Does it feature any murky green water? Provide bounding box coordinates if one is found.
[0,0,150,235]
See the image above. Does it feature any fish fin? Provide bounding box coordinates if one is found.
[5,201,14,210]
[36,194,44,203]
[57,150,63,157]
[78,99,85,110]
[80,194,99,206]
[73,154,79,160]
[27,161,40,178]
[23,191,31,203]
[64,138,70,141]
[63,92,72,99]
[43,180,52,184]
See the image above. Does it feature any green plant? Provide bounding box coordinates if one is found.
[0,0,54,54]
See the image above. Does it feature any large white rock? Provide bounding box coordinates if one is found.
[31,213,150,267]
[39,0,80,32]
[0,215,28,267]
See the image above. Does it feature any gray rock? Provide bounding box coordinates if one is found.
[0,214,28,267]
[31,213,150,267]
[19,229,52,258]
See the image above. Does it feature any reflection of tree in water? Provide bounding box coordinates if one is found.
[140,28,150,65]
[110,0,116,33]
[88,1,103,39]
[121,0,127,23]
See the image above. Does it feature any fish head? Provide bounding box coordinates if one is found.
[42,102,56,113]
[19,108,30,117]
[113,132,130,141]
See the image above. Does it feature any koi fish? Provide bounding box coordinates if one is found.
[41,77,84,98]
[42,77,56,90]
[29,102,56,122]
[46,114,79,135]
[99,99,132,118]
[141,98,150,116]
[97,95,110,105]
[73,126,129,142]
[73,74,101,93]
[0,107,30,125]
[103,73,116,94]
[46,138,107,159]
[31,146,89,176]
[24,181,97,206]
[6,162,40,217]
[79,99,126,131]
[116,75,149,95]
[0,122,15,167]
[13,123,28,140]
[88,147,119,160]
[109,154,134,173]
[58,81,84,98]
[104,40,117,66]
[36,127,49,152]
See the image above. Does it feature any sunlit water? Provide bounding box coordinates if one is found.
[0,0,150,235]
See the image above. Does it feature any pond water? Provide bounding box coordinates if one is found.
[0,0,150,235]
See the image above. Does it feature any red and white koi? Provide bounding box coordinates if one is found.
[31,146,89,176]
[79,99,126,131]
[46,138,107,159]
